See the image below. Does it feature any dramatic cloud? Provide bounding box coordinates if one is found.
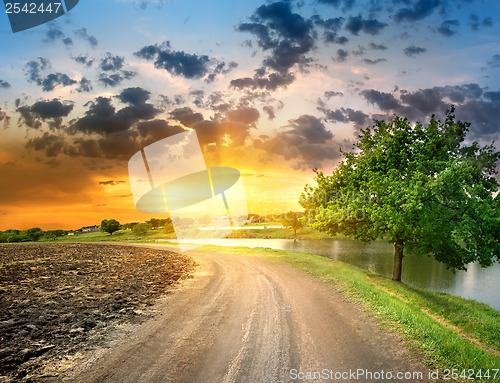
[335,49,349,62]
[135,41,223,80]
[100,53,125,72]
[468,13,492,30]
[361,83,500,141]
[313,16,346,44]
[0,108,11,128]
[0,80,11,88]
[17,99,74,130]
[368,42,387,50]
[404,45,427,57]
[77,78,92,93]
[317,102,369,130]
[43,25,73,46]
[26,132,65,157]
[136,119,185,141]
[487,54,500,68]
[230,71,295,91]
[234,1,318,90]
[325,91,343,98]
[98,71,136,87]
[72,55,94,67]
[24,58,78,92]
[344,15,387,36]
[74,28,98,48]
[169,105,260,146]
[437,20,460,37]
[253,115,342,170]
[71,87,160,135]
[317,0,355,10]
[394,0,443,23]
[363,58,387,65]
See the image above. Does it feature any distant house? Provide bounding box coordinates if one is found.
[82,225,100,232]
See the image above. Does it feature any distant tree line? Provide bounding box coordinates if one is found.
[0,228,68,243]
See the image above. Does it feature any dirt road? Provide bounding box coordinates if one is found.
[64,246,434,382]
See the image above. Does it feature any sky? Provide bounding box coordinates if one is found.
[0,0,499,230]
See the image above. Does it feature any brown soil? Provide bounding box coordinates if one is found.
[0,243,196,382]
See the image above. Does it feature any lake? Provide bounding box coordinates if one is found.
[175,238,500,311]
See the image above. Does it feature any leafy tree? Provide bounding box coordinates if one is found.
[282,211,304,237]
[300,108,500,281]
[26,227,44,242]
[132,222,152,235]
[100,219,121,235]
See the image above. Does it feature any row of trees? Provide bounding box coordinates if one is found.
[0,228,68,243]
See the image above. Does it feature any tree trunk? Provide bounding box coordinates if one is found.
[392,238,404,281]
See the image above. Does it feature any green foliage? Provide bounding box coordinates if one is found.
[301,108,500,279]
[132,222,152,235]
[281,211,304,236]
[26,227,44,242]
[100,219,121,235]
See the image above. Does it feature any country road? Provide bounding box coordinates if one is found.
[63,245,434,383]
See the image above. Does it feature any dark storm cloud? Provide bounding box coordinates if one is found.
[394,0,443,23]
[368,42,387,50]
[72,55,94,67]
[24,58,50,82]
[487,54,500,68]
[0,108,11,129]
[234,1,318,90]
[230,71,295,91]
[437,20,460,37]
[168,105,260,147]
[17,99,73,130]
[100,53,125,72]
[30,99,74,119]
[335,48,349,62]
[404,45,427,57]
[318,102,369,129]
[98,71,136,87]
[24,58,77,92]
[77,78,92,93]
[71,87,160,135]
[324,91,343,98]
[136,119,185,141]
[74,28,98,48]
[317,0,355,10]
[344,15,387,36]
[135,41,223,80]
[169,107,204,127]
[0,80,11,88]
[263,105,276,119]
[363,58,387,65]
[39,73,77,92]
[360,84,500,141]
[468,14,492,30]
[253,115,342,170]
[44,25,73,46]
[25,132,65,157]
[312,16,346,44]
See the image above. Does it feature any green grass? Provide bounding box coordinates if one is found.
[190,244,500,382]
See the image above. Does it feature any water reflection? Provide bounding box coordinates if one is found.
[176,238,500,310]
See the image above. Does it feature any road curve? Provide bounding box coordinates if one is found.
[64,245,434,383]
